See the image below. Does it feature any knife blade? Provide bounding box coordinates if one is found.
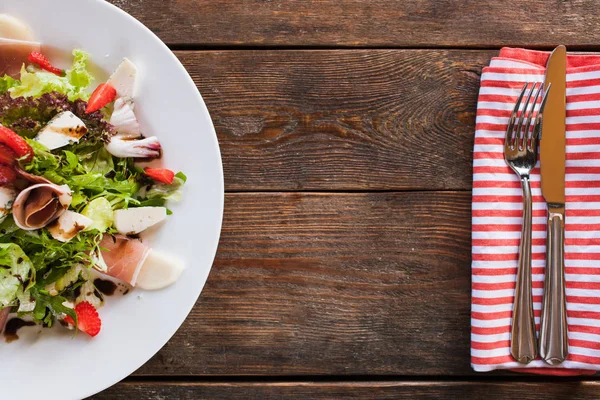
[539,45,568,365]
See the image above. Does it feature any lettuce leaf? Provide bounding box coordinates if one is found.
[0,75,19,94]
[9,49,94,101]
[0,243,34,307]
[66,49,94,90]
[26,139,60,171]
[144,172,186,202]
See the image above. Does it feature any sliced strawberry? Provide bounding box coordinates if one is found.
[86,83,117,114]
[0,126,33,163]
[64,301,101,337]
[144,167,175,184]
[27,51,64,76]
[0,165,17,185]
[0,145,16,165]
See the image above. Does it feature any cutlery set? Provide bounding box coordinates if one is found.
[507,45,569,365]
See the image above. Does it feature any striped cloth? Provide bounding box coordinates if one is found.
[472,47,600,374]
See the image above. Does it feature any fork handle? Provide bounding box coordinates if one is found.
[510,177,538,364]
[539,207,569,365]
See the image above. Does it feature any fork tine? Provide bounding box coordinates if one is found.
[524,82,543,151]
[534,83,552,141]
[516,83,536,150]
[505,83,529,149]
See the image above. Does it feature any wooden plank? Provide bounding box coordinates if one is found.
[177,49,487,191]
[132,191,472,376]
[109,0,600,48]
[91,381,600,399]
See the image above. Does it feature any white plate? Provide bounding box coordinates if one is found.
[0,1,223,398]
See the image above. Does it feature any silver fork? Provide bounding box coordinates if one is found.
[505,82,551,364]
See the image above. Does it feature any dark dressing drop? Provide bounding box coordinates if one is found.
[4,318,35,343]
[94,278,117,296]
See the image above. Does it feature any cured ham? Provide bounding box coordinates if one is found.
[0,307,9,333]
[98,235,150,286]
[15,168,52,185]
[0,14,38,79]
[12,183,72,230]
[0,38,40,79]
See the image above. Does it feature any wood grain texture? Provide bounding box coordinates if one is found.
[177,49,486,191]
[131,192,472,376]
[109,0,599,48]
[91,381,600,399]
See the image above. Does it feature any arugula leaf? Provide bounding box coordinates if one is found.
[43,171,67,184]
[30,288,77,327]
[36,264,71,288]
[69,173,139,194]
[3,222,102,277]
[114,157,141,182]
[137,197,166,208]
[81,146,114,174]
[63,150,80,173]
[70,191,88,209]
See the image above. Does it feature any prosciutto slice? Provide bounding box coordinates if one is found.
[12,183,72,230]
[99,235,150,286]
[0,308,9,334]
[0,38,40,79]
[16,168,53,185]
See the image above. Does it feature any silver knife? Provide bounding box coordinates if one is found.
[539,45,568,365]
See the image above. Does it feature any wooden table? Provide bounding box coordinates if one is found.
[91,1,600,398]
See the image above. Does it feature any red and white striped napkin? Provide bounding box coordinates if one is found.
[472,47,600,375]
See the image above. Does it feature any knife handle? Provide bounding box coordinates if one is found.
[510,178,537,364]
[540,211,569,365]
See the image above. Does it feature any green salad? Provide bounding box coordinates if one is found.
[0,49,186,337]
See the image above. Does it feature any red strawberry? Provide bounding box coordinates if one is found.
[144,167,175,184]
[27,51,64,76]
[0,126,33,163]
[0,165,17,185]
[86,83,117,113]
[64,301,102,337]
[0,145,16,165]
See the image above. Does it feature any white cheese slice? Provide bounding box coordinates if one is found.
[107,58,138,99]
[48,210,93,243]
[35,111,87,150]
[113,206,167,235]
[136,249,184,290]
[17,291,35,312]
[0,14,35,41]
[0,186,16,216]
